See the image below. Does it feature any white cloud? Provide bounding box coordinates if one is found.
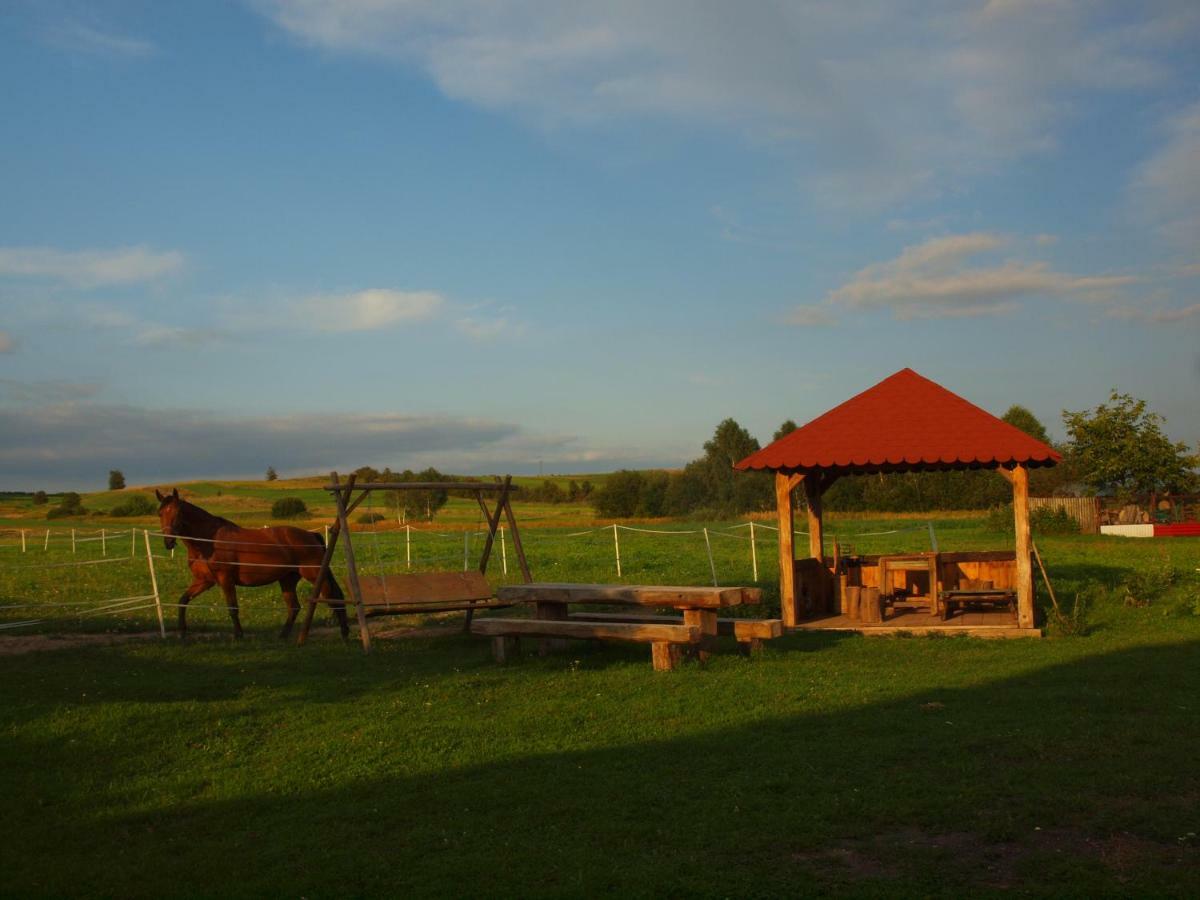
[0,331,14,353]
[251,1,1199,208]
[48,20,157,58]
[826,232,1137,319]
[1131,101,1200,249]
[297,288,444,331]
[0,246,184,288]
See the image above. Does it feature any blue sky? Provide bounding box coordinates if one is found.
[1,0,1197,489]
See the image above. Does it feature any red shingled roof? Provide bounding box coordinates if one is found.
[735,368,1060,473]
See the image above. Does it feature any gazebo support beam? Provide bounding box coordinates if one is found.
[775,472,803,629]
[803,475,825,563]
[1011,464,1034,628]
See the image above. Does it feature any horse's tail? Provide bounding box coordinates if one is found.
[323,571,345,601]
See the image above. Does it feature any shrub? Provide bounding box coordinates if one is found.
[1049,588,1095,636]
[110,494,157,517]
[46,492,86,519]
[1122,560,1178,607]
[986,503,1080,535]
[32,491,48,505]
[357,512,385,524]
[271,497,309,519]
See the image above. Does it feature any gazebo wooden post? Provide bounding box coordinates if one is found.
[803,474,826,613]
[775,472,799,629]
[1011,464,1035,628]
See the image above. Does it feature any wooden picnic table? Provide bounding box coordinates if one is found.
[479,583,769,670]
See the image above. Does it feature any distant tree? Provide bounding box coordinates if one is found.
[32,490,48,505]
[592,470,645,518]
[773,419,799,442]
[567,480,581,502]
[701,419,772,513]
[46,492,86,519]
[1001,406,1050,444]
[108,470,125,490]
[1062,391,1198,496]
[578,480,594,499]
[265,466,278,482]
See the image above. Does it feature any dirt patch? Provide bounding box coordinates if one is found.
[0,632,170,656]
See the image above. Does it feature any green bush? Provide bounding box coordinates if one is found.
[110,494,157,517]
[32,491,48,505]
[986,503,1080,535]
[46,492,86,519]
[271,497,309,519]
[1123,561,1178,607]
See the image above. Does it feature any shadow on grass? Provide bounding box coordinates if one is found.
[3,634,1198,897]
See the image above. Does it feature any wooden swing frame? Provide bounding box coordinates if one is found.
[296,471,532,652]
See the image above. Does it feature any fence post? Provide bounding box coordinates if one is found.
[44,529,50,551]
[101,529,106,557]
[20,529,25,553]
[463,531,469,571]
[703,527,718,587]
[406,524,412,570]
[71,528,76,555]
[500,524,508,575]
[927,521,938,552]
[324,524,329,544]
[144,529,165,639]
[750,521,758,581]
[612,523,622,578]
[131,527,136,558]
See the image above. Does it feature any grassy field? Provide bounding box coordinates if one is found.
[2,482,1199,896]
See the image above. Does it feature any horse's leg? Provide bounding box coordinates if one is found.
[217,575,244,639]
[279,573,301,640]
[322,571,350,640]
[178,579,213,639]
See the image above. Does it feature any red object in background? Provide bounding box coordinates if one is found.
[736,368,1061,473]
[1154,523,1200,537]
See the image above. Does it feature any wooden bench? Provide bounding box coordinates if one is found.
[470,617,701,671]
[567,612,782,654]
[357,571,512,616]
[938,588,1016,620]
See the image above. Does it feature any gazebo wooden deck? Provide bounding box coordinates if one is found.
[735,369,1060,637]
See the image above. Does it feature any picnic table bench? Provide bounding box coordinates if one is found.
[937,588,1016,620]
[472,583,779,671]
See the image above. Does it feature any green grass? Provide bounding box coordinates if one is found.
[2,518,1199,896]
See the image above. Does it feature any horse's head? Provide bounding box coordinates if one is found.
[155,488,182,549]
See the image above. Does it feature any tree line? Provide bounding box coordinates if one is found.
[590,391,1199,518]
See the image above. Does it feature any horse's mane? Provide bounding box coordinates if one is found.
[179,498,239,531]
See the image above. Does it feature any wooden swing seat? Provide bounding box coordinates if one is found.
[357,571,513,616]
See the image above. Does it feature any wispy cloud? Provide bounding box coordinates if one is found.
[46,19,157,59]
[296,288,444,332]
[1131,101,1200,249]
[784,305,838,327]
[0,331,14,354]
[453,314,525,342]
[825,233,1137,319]
[251,1,1199,208]
[1108,302,1200,325]
[0,246,183,288]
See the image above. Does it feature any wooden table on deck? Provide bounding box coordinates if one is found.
[877,553,940,615]
[492,583,762,669]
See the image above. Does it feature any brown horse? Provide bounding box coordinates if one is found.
[155,488,349,639]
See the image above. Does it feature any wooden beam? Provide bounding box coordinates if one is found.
[494,583,746,608]
[775,471,797,629]
[471,618,701,643]
[1012,464,1034,628]
[333,472,371,652]
[996,466,1015,485]
[804,474,824,561]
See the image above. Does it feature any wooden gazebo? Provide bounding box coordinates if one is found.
[734,369,1060,631]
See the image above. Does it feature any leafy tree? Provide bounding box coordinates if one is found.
[592,470,645,518]
[1001,405,1050,444]
[32,490,47,505]
[700,419,772,514]
[773,419,798,442]
[1063,391,1198,496]
[266,466,278,481]
[108,470,125,490]
[46,492,86,519]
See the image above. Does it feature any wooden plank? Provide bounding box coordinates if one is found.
[324,481,521,492]
[471,618,700,643]
[651,642,682,672]
[494,583,746,608]
[357,571,492,606]
[569,611,782,640]
[1012,464,1035,629]
[492,635,519,664]
[776,472,798,629]
[332,473,372,653]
